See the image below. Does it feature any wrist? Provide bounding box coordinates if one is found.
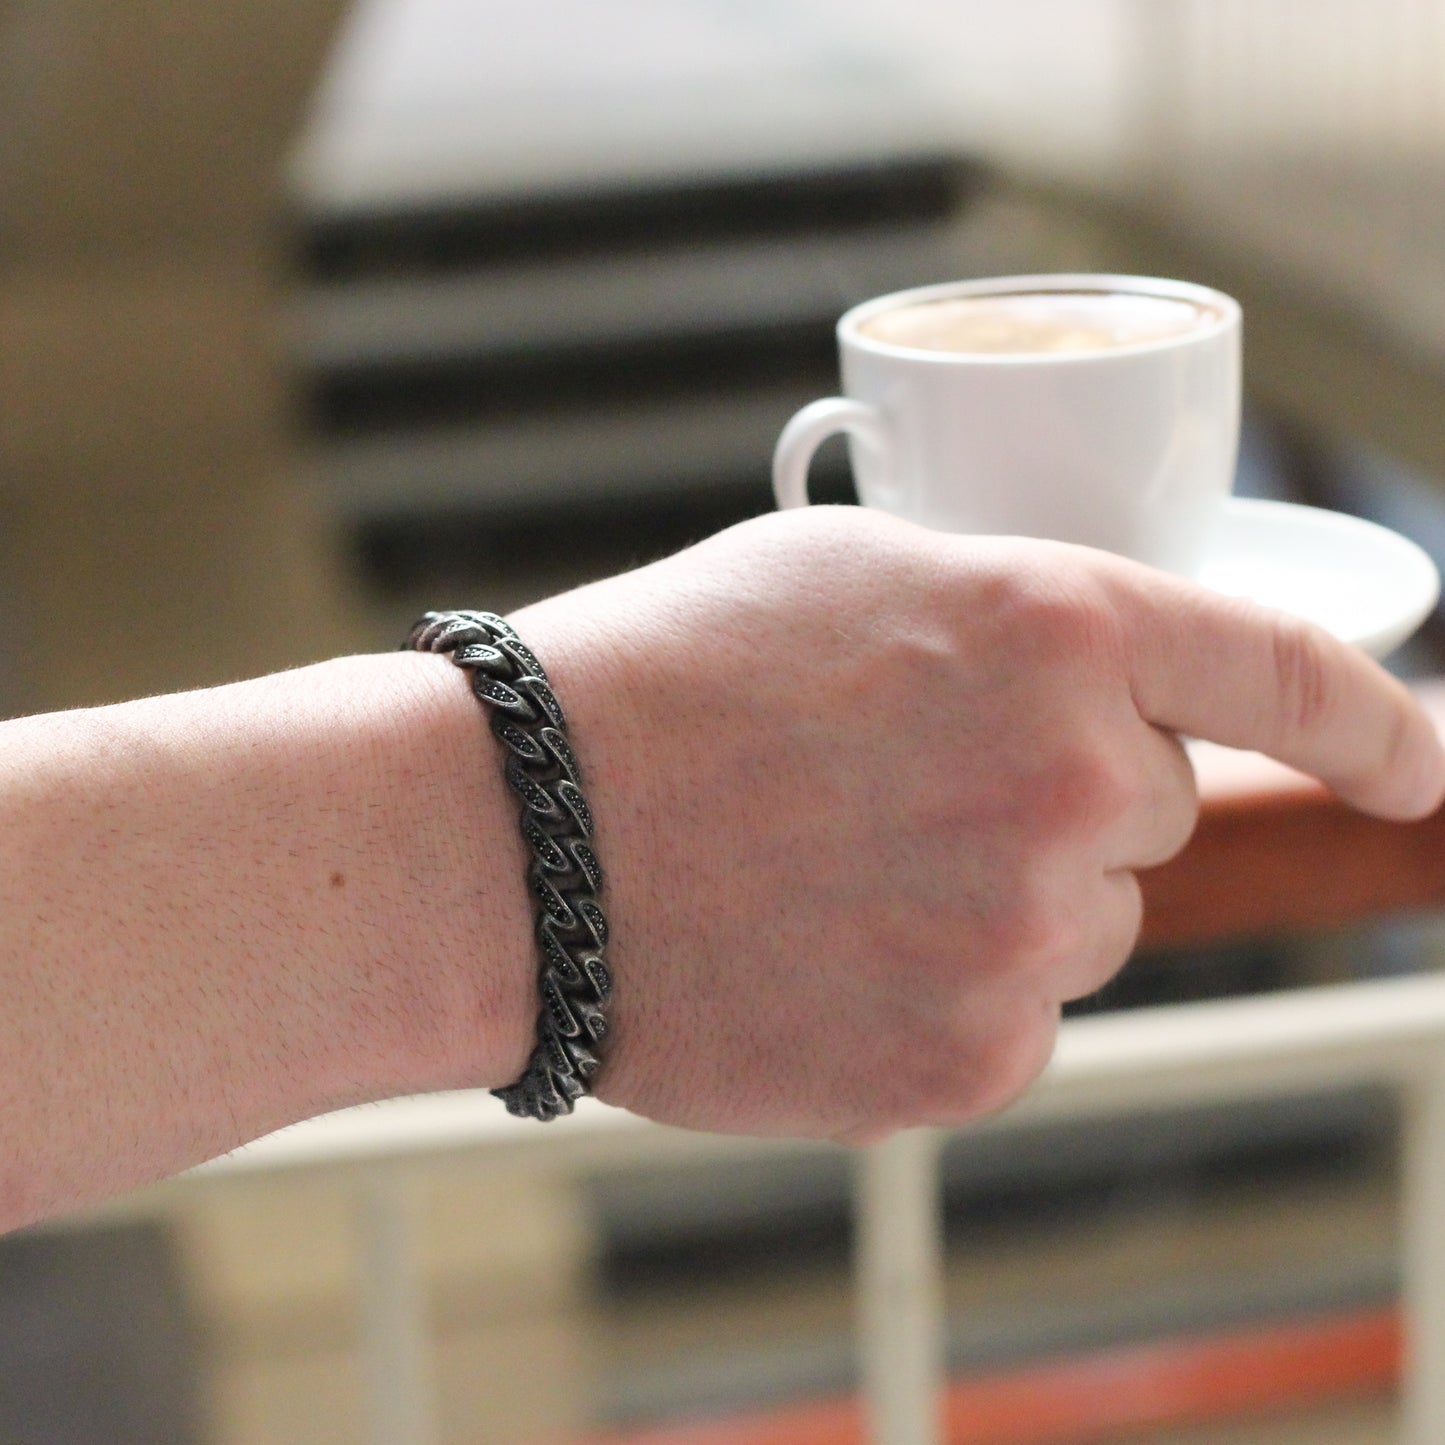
[359,650,539,1096]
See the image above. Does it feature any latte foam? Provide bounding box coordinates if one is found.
[859,290,1219,356]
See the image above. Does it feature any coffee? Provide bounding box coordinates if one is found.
[858,290,1220,357]
[776,273,1242,575]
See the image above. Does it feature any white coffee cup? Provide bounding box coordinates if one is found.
[772,274,1242,577]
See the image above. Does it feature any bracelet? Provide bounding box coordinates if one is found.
[403,610,611,1121]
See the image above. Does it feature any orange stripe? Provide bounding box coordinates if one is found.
[586,1306,1400,1445]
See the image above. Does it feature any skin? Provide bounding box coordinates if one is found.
[0,505,1440,1230]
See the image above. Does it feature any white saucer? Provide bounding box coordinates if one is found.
[1198,497,1439,658]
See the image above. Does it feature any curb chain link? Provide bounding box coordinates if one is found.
[404,610,612,1120]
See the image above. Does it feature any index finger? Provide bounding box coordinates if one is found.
[1104,557,1445,821]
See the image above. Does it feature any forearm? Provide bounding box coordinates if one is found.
[0,652,533,1230]
[3,508,1441,1230]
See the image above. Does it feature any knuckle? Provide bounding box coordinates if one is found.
[975,881,1083,986]
[893,1034,985,1120]
[1026,746,1133,840]
[984,559,1125,673]
[958,1007,1059,1119]
[882,995,1060,1127]
[1268,614,1335,742]
[1067,881,1144,1002]
[972,896,1041,976]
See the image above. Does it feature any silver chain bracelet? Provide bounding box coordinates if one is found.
[403,610,611,1121]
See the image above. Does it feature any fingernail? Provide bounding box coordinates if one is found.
[1411,734,1445,818]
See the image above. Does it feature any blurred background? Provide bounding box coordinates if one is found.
[2,1,1445,1441]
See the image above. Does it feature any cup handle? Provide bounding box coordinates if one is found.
[772,398,893,510]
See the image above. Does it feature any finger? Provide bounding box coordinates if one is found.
[1001,862,1147,1003]
[832,992,1062,1138]
[1056,868,1144,1003]
[1102,557,1445,820]
[927,991,1062,1126]
[1100,723,1199,870]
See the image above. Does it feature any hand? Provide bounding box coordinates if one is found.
[510,506,1445,1142]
